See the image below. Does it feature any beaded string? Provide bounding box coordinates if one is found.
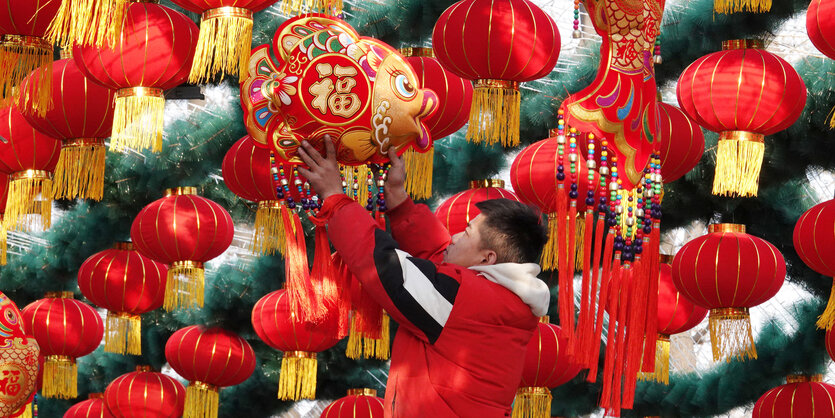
[654,32,662,65]
[650,153,663,223]
[609,154,624,251]
[568,127,579,202]
[573,0,582,38]
[586,133,597,210]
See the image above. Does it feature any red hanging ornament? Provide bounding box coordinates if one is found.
[793,199,835,330]
[130,188,234,311]
[432,0,560,147]
[104,366,186,418]
[672,224,785,362]
[321,389,384,418]
[251,289,341,401]
[656,101,705,183]
[0,174,8,265]
[0,291,39,417]
[434,179,520,236]
[65,393,115,418]
[807,0,835,127]
[77,242,167,355]
[73,2,198,153]
[164,326,256,418]
[19,59,115,201]
[21,292,103,399]
[753,375,835,418]
[676,40,806,197]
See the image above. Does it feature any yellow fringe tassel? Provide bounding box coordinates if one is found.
[714,0,771,14]
[574,215,585,271]
[46,0,128,49]
[279,0,343,14]
[111,89,165,154]
[541,214,559,271]
[0,222,6,266]
[709,308,757,363]
[339,164,371,205]
[104,312,142,355]
[403,148,433,200]
[712,134,764,198]
[277,352,318,401]
[52,139,106,201]
[4,173,52,232]
[363,313,390,360]
[346,314,363,360]
[185,382,219,418]
[164,261,205,311]
[466,81,520,148]
[251,202,287,256]
[189,9,254,84]
[816,281,835,330]
[17,401,32,418]
[638,336,671,385]
[43,356,77,399]
[827,106,835,130]
[0,36,52,116]
[511,387,552,418]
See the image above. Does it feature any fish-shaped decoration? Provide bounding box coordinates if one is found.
[0,292,38,416]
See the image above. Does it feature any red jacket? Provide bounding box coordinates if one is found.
[321,195,543,417]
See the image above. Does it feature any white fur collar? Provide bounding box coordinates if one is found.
[468,263,550,317]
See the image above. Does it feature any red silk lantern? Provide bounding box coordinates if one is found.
[165,326,256,418]
[104,366,186,418]
[320,389,384,418]
[73,2,198,153]
[432,0,560,147]
[0,106,61,232]
[434,179,519,236]
[251,289,341,400]
[19,59,115,201]
[808,0,835,60]
[64,393,115,418]
[512,318,581,418]
[793,199,835,330]
[676,40,806,197]
[0,0,60,113]
[657,101,705,183]
[130,187,234,311]
[0,174,8,265]
[77,242,167,355]
[21,292,103,399]
[0,291,40,416]
[753,375,835,418]
[672,224,785,362]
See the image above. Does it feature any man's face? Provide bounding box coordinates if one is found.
[443,214,493,267]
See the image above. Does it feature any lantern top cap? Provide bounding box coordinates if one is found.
[787,374,823,383]
[89,393,104,399]
[347,388,377,396]
[659,254,674,264]
[164,187,197,197]
[59,49,72,60]
[538,316,550,324]
[45,291,74,299]
[722,39,764,50]
[399,47,434,58]
[114,242,134,251]
[470,179,505,189]
[708,223,746,234]
[135,365,154,372]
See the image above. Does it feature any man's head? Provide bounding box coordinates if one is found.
[443,199,548,267]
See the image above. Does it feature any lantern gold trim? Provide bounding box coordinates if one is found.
[709,307,756,363]
[712,131,765,198]
[53,137,106,201]
[468,79,521,147]
[189,7,255,83]
[111,87,165,153]
[469,179,505,189]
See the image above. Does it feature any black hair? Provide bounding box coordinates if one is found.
[474,199,548,264]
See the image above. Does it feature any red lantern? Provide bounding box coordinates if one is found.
[19,59,115,201]
[432,0,560,147]
[0,174,8,265]
[320,389,384,418]
[77,242,167,355]
[434,179,519,236]
[130,188,234,311]
[808,0,835,60]
[0,105,61,231]
[73,2,198,153]
[104,366,185,418]
[753,375,835,418]
[657,101,705,183]
[64,393,115,418]
[676,40,806,197]
[793,199,835,330]
[21,292,103,399]
[512,318,581,418]
[672,224,785,362]
[0,0,60,113]
[251,289,341,400]
[164,326,256,418]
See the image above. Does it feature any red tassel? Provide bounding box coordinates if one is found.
[575,210,596,362]
[556,186,573,346]
[587,228,616,380]
[309,219,336,321]
[642,221,662,372]
[352,279,384,339]
[281,208,316,320]
[622,258,645,409]
[331,254,352,338]
[564,203,578,353]
[599,256,622,409]
[610,263,630,417]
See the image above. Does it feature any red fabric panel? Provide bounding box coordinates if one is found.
[519,322,580,388]
[0,106,61,174]
[64,397,115,418]
[320,393,385,418]
[656,263,707,335]
[165,326,256,387]
[657,102,705,184]
[21,298,103,358]
[251,289,341,352]
[77,246,167,315]
[793,199,835,277]
[222,135,278,202]
[434,186,519,236]
[0,0,60,36]
[104,370,185,418]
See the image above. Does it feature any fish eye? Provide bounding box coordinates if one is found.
[4,309,16,324]
[393,74,416,99]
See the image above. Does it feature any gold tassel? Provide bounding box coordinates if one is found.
[0,221,6,266]
[714,0,771,13]
[164,261,205,311]
[403,148,433,200]
[827,106,835,130]
[111,88,165,154]
[0,35,52,116]
[278,351,318,401]
[709,308,757,362]
[466,79,520,148]
[279,0,343,14]
[189,8,254,83]
[4,171,52,232]
[185,381,219,418]
[104,311,142,355]
[47,0,128,49]
[712,131,764,198]
[541,213,559,271]
[52,138,106,201]
[43,355,77,399]
[511,387,552,418]
[346,314,363,360]
[363,312,390,360]
[574,215,585,271]
[816,279,835,330]
[638,335,671,385]
[17,401,32,418]
[251,201,286,256]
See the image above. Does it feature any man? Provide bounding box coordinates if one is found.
[299,139,550,417]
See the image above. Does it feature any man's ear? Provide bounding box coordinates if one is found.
[480,250,498,266]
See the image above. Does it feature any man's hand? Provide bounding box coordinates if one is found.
[385,148,409,209]
[297,137,344,200]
